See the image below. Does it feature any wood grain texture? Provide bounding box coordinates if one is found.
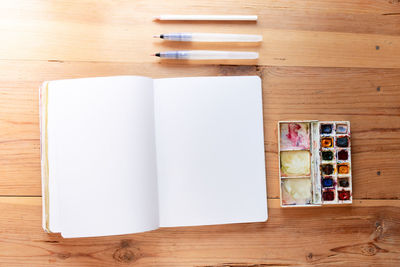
[1,0,400,67]
[1,0,400,266]
[0,197,399,266]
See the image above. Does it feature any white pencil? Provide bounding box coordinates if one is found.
[153,15,258,21]
[152,50,259,60]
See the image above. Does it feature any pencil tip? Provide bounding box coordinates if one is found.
[152,16,160,20]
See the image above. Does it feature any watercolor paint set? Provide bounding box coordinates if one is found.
[278,121,352,207]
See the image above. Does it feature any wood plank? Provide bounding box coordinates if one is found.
[1,61,400,199]
[0,197,399,266]
[263,67,400,200]
[2,0,400,35]
[0,1,400,67]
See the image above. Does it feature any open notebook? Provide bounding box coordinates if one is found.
[40,75,267,238]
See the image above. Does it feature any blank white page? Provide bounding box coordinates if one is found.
[154,76,267,227]
[47,76,159,237]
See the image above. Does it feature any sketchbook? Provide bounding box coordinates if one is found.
[40,75,267,238]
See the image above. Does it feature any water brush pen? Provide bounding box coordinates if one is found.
[153,33,262,42]
[151,50,259,60]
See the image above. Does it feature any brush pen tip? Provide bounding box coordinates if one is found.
[153,35,159,38]
[152,16,160,20]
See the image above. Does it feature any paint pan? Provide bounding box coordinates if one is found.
[281,178,312,205]
[321,150,334,161]
[280,151,311,177]
[280,122,310,150]
[278,120,352,207]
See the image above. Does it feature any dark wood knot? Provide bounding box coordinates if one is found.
[113,239,140,263]
[306,252,313,260]
[361,244,378,256]
[57,252,71,259]
[113,247,135,263]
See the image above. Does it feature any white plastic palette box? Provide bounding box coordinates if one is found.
[278,120,352,207]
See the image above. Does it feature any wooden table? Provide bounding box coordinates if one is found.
[1,0,400,266]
